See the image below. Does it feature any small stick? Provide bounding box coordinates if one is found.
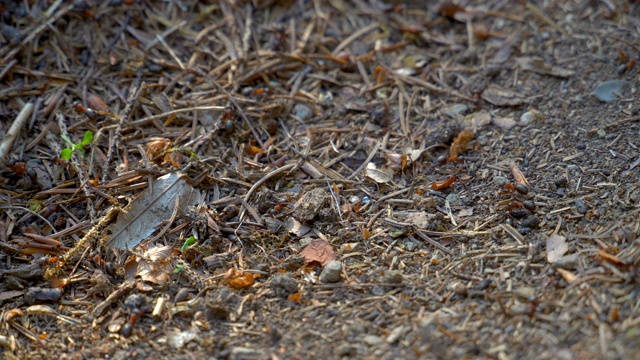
[0,102,33,163]
[244,163,296,203]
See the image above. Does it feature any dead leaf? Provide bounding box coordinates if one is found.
[516,57,574,78]
[404,211,436,228]
[450,129,474,157]
[284,217,311,237]
[104,173,201,250]
[481,84,525,106]
[366,162,393,183]
[300,239,336,266]
[87,94,109,111]
[546,234,568,263]
[125,244,174,286]
[223,268,259,289]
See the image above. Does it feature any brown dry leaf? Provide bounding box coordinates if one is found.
[300,239,336,266]
[547,234,568,263]
[223,268,259,289]
[87,94,109,111]
[125,244,174,286]
[450,129,474,157]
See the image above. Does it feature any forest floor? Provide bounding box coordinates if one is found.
[1,1,639,359]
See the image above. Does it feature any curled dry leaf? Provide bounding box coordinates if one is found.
[366,162,393,183]
[223,268,259,289]
[125,244,174,286]
[300,239,336,266]
[450,129,474,157]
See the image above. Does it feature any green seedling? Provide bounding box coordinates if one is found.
[60,131,93,160]
[173,264,184,274]
[180,236,197,252]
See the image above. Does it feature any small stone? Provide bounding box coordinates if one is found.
[519,111,537,126]
[292,103,313,121]
[381,270,403,284]
[493,176,509,186]
[271,273,298,294]
[591,80,625,102]
[597,129,606,138]
[574,199,588,214]
[167,330,198,349]
[446,193,461,206]
[320,260,343,283]
[567,165,580,173]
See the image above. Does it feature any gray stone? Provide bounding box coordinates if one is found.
[320,260,342,283]
[519,111,536,126]
[591,80,625,102]
[271,273,298,294]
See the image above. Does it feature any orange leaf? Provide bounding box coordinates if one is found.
[300,239,336,266]
[223,268,258,289]
[245,144,266,156]
[288,292,302,302]
[431,176,456,191]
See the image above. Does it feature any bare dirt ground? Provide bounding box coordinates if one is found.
[1,1,639,359]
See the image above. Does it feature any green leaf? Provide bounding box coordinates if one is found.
[60,148,74,160]
[180,236,197,252]
[81,131,93,145]
[173,264,184,274]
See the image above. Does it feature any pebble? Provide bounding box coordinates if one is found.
[271,273,299,294]
[519,111,536,126]
[292,103,313,121]
[493,176,509,186]
[591,80,625,102]
[320,260,343,283]
[574,199,588,214]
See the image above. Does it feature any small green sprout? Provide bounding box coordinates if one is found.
[180,236,197,252]
[173,264,184,274]
[60,131,93,160]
